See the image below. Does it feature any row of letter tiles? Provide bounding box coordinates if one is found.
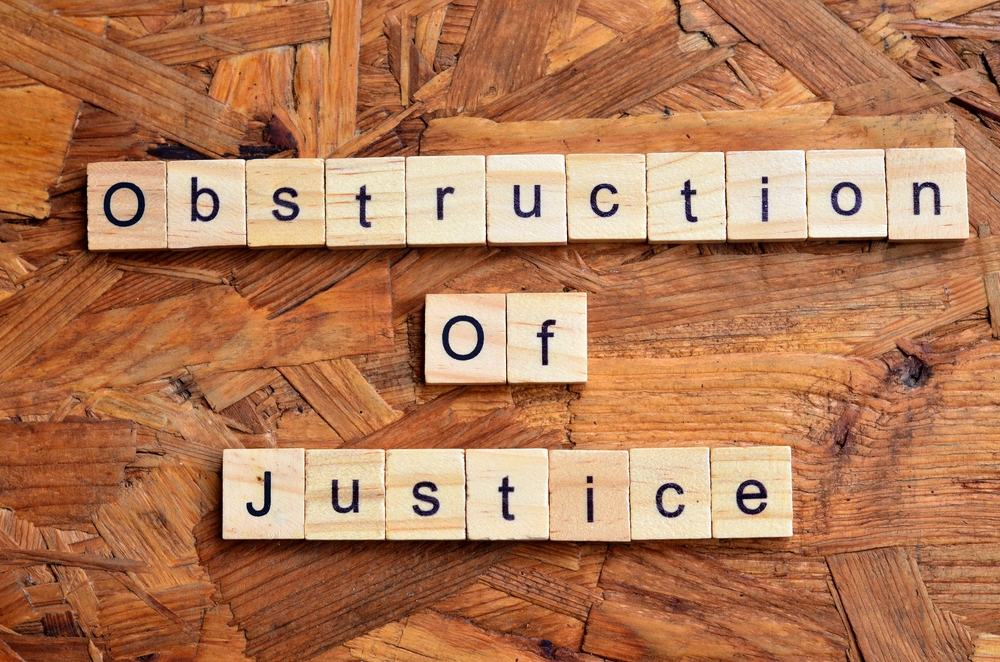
[86,148,969,251]
[221,446,794,541]
[425,292,587,385]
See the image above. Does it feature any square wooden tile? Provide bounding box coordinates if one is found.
[629,447,711,540]
[326,157,406,248]
[406,155,486,246]
[646,152,726,243]
[385,449,466,540]
[726,151,806,242]
[466,448,549,540]
[424,293,506,384]
[246,158,325,248]
[549,450,630,542]
[506,292,587,384]
[304,449,385,540]
[486,154,567,245]
[807,149,887,240]
[167,160,247,249]
[222,448,304,540]
[711,446,793,539]
[566,153,646,242]
[886,148,969,241]
[87,161,167,251]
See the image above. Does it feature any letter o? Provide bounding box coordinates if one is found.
[830,182,862,217]
[103,182,146,227]
[442,315,485,361]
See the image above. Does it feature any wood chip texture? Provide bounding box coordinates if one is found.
[0,0,999,658]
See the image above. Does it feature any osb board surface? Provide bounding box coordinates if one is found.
[0,0,999,660]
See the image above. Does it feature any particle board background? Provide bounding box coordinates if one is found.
[0,0,1000,660]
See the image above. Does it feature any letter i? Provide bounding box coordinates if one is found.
[586,475,594,523]
[761,176,769,223]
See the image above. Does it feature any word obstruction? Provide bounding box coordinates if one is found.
[87,148,969,250]
[222,446,794,541]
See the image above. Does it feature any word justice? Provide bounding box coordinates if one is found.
[222,446,794,542]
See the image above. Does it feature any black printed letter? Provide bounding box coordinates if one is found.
[246,471,271,517]
[356,185,372,228]
[103,182,145,227]
[442,315,485,361]
[830,182,862,216]
[537,319,556,366]
[761,176,769,223]
[913,182,941,216]
[437,186,455,220]
[499,476,515,521]
[331,479,360,514]
[412,481,440,516]
[190,177,220,222]
[272,187,299,221]
[736,479,767,515]
[514,184,542,218]
[590,183,619,218]
[680,180,698,223]
[655,482,685,518]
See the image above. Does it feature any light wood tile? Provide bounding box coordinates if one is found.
[506,292,587,384]
[486,154,567,245]
[629,447,711,540]
[466,448,549,540]
[385,449,466,540]
[246,158,325,248]
[726,151,806,242]
[326,157,406,248]
[406,155,486,246]
[222,448,304,540]
[567,153,646,242]
[87,161,167,251]
[167,159,246,248]
[549,450,630,542]
[886,147,969,241]
[304,449,385,540]
[424,293,506,384]
[807,149,887,239]
[711,446,793,539]
[646,152,726,243]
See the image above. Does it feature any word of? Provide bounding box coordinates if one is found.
[86,148,969,251]
[425,292,587,385]
[222,446,793,541]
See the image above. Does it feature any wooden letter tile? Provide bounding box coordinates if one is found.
[87,161,167,251]
[385,449,466,540]
[167,160,246,248]
[246,158,325,248]
[326,157,406,248]
[466,448,549,540]
[726,151,806,242]
[629,447,711,540]
[222,448,304,540]
[567,154,646,242]
[886,147,969,241]
[486,154,567,245]
[807,149,887,240]
[406,155,486,246]
[711,446,793,539]
[549,450,630,542]
[304,449,385,540]
[506,292,587,384]
[646,152,726,243]
[424,293,506,384]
